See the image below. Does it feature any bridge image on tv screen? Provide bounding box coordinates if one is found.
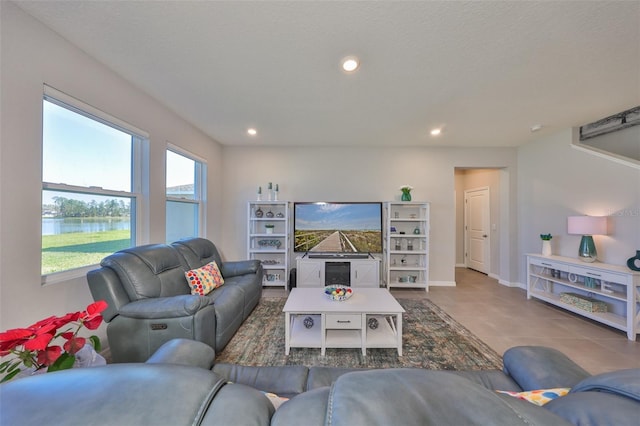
[294,203,382,253]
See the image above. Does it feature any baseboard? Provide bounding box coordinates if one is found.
[428,281,457,287]
[455,263,466,267]
[497,279,525,289]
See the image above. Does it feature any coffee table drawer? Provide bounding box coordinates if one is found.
[326,314,361,329]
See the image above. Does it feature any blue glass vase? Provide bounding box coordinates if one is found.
[578,235,597,263]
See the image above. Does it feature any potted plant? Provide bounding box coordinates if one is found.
[400,185,413,202]
[265,224,275,234]
[0,301,107,382]
[540,234,552,256]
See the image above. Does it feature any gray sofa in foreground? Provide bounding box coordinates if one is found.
[2,339,638,425]
[87,238,263,362]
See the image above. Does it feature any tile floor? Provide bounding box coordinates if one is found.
[266,267,639,374]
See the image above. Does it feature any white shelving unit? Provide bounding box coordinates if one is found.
[384,202,430,291]
[247,201,290,290]
[526,254,640,340]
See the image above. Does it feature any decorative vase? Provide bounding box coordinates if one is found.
[542,240,552,256]
[266,227,273,234]
[627,250,640,271]
[401,191,412,202]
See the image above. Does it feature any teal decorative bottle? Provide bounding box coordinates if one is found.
[401,190,411,202]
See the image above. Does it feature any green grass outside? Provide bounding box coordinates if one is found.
[42,230,131,274]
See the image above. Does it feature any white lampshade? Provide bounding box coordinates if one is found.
[567,216,608,235]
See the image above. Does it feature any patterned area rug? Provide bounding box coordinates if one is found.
[216,298,503,370]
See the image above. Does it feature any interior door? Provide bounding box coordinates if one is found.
[465,187,490,273]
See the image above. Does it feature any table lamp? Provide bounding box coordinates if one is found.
[567,216,608,263]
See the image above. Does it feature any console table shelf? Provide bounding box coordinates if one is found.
[526,254,640,340]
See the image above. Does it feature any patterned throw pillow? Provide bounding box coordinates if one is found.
[185,261,224,295]
[496,388,570,406]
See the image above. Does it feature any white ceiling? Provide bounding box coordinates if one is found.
[14,0,640,148]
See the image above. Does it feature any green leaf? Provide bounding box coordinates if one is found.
[48,353,75,372]
[1,369,21,383]
[0,360,11,372]
[6,361,21,373]
[89,335,101,352]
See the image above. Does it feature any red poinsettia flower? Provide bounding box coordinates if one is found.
[0,328,33,352]
[0,300,108,382]
[63,336,86,355]
[36,345,62,366]
[24,332,55,351]
[81,301,107,330]
[28,315,58,329]
[52,312,82,329]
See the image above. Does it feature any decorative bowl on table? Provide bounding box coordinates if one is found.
[324,285,353,301]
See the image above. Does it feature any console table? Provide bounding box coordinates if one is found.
[526,254,640,340]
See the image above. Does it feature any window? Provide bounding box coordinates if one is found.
[42,86,146,279]
[166,147,206,242]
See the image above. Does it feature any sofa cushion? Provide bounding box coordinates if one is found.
[185,261,224,295]
[503,346,590,390]
[570,368,640,402]
[544,391,639,426]
[320,369,571,426]
[213,364,309,398]
[101,244,190,300]
[271,387,331,426]
[452,370,522,392]
[172,237,223,270]
[0,364,231,425]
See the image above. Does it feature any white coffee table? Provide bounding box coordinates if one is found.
[283,288,405,356]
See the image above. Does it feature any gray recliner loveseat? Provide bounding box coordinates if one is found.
[87,237,262,362]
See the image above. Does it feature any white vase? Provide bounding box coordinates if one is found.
[542,240,552,256]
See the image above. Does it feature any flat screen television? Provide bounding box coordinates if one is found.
[293,202,383,254]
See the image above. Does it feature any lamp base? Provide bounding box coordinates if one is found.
[578,235,597,263]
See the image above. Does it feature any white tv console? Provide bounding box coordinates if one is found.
[296,255,380,288]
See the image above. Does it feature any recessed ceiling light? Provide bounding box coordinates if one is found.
[430,128,441,136]
[341,56,359,73]
[530,124,543,132]
[247,128,257,136]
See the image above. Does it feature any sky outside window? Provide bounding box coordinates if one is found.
[42,100,131,200]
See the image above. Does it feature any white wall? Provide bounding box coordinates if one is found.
[219,146,519,286]
[517,129,640,285]
[0,3,224,332]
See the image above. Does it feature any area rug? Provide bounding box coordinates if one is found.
[216,298,503,370]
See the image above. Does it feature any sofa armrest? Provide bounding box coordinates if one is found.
[503,346,591,390]
[221,260,262,278]
[118,295,212,319]
[146,338,215,369]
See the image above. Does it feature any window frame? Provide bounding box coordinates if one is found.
[165,144,207,242]
[41,85,148,284]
